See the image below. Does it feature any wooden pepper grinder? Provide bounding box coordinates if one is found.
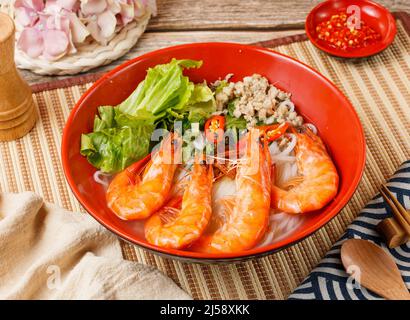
[0,12,37,141]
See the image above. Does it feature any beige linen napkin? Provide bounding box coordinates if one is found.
[0,192,191,300]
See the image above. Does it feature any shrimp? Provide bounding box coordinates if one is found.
[192,129,271,253]
[271,127,339,214]
[144,160,213,249]
[106,133,181,220]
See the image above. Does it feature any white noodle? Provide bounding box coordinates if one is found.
[271,155,296,162]
[268,140,280,155]
[254,131,301,247]
[256,126,323,248]
[255,212,305,248]
[93,170,113,189]
[257,225,275,247]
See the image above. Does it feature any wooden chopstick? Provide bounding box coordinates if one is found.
[379,185,410,236]
[381,184,410,225]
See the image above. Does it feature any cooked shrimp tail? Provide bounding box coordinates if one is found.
[192,129,271,253]
[271,127,339,213]
[106,133,182,220]
[144,159,213,249]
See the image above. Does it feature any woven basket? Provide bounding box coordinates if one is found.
[0,1,152,75]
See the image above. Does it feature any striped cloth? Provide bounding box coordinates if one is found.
[290,160,410,300]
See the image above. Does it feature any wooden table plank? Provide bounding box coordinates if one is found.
[148,0,410,31]
[22,29,304,85]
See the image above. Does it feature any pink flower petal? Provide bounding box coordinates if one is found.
[57,0,79,11]
[15,7,38,27]
[81,0,107,16]
[30,0,45,11]
[107,0,121,15]
[87,19,106,44]
[97,9,117,39]
[44,0,61,13]
[118,1,134,25]
[42,29,69,60]
[58,14,77,54]
[17,27,44,58]
[68,12,90,43]
[43,14,56,29]
[15,0,45,11]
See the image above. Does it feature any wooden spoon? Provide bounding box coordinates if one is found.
[341,239,410,300]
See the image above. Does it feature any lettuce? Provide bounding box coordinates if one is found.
[81,106,154,173]
[118,59,203,123]
[154,82,216,130]
[80,126,153,173]
[80,59,213,173]
[186,83,216,124]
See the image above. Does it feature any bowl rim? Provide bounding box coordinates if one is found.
[305,0,397,58]
[61,42,366,262]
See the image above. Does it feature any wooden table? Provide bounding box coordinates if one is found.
[22,0,410,85]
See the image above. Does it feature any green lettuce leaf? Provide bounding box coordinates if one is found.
[93,106,115,131]
[186,83,216,124]
[80,58,210,173]
[80,124,154,173]
[117,59,202,123]
[155,82,216,130]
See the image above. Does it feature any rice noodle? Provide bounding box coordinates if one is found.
[255,125,324,248]
[257,225,275,247]
[256,211,305,247]
[269,133,298,189]
[276,162,298,188]
[271,155,296,162]
[93,170,113,189]
[268,140,280,155]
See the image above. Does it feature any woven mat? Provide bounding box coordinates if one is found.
[1,12,409,300]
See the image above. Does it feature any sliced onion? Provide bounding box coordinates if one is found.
[277,133,297,157]
[305,123,318,135]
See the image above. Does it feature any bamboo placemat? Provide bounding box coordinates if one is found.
[1,12,409,300]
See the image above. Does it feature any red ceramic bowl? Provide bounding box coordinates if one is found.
[305,0,396,58]
[62,43,365,263]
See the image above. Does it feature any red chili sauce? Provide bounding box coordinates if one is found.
[315,12,381,51]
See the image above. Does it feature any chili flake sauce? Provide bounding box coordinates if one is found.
[315,12,381,51]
